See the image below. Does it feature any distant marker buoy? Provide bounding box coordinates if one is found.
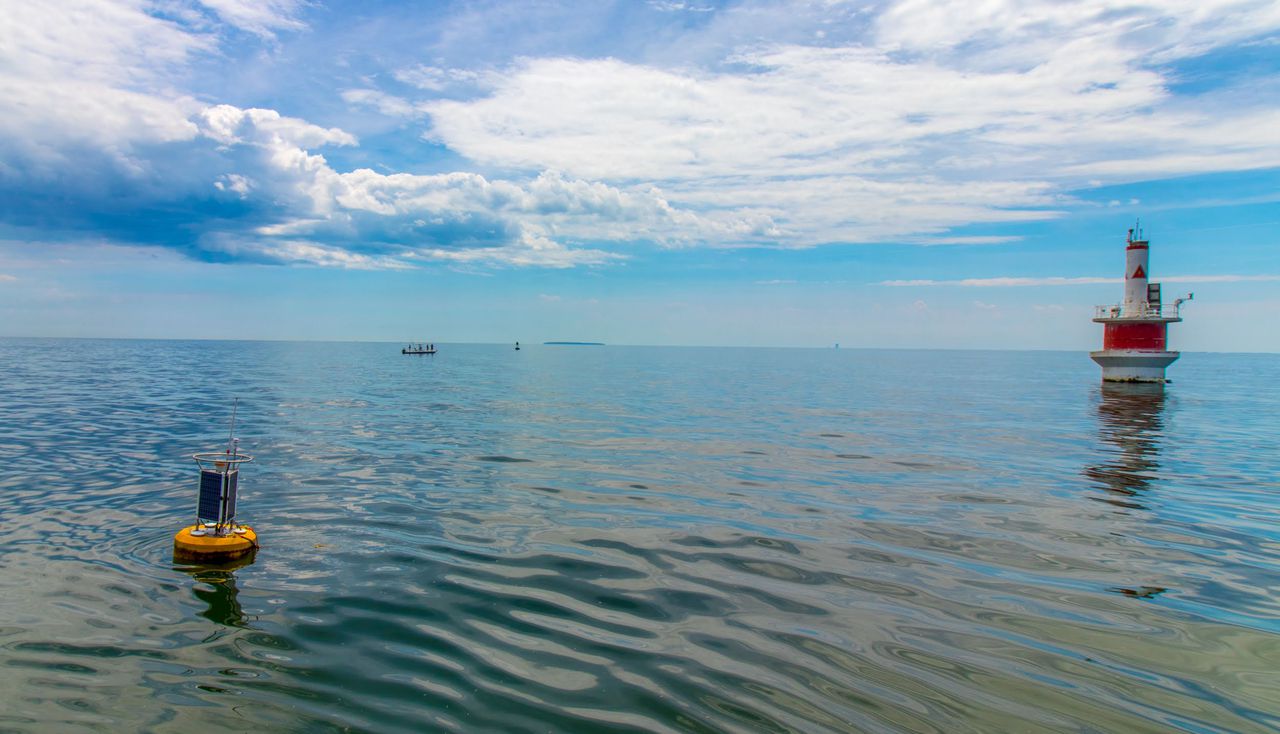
[174,400,258,562]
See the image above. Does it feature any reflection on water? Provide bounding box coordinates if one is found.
[176,556,255,628]
[1085,382,1167,510]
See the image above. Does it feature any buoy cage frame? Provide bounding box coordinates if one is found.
[174,451,257,561]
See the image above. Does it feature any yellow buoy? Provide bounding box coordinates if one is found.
[175,399,260,563]
[174,524,257,562]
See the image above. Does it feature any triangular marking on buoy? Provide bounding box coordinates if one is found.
[1131,265,1146,279]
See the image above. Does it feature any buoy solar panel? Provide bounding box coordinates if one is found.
[197,470,225,520]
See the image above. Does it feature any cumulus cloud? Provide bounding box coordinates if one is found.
[182,107,696,265]
[0,0,204,174]
[197,105,357,149]
[0,0,742,268]
[419,1,1280,246]
[3,0,1280,270]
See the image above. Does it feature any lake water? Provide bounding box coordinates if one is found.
[1,339,1277,733]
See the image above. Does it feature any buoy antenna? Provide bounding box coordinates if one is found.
[226,398,238,456]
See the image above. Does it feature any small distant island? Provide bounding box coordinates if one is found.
[543,341,605,346]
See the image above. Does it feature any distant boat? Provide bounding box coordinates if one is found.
[402,343,436,355]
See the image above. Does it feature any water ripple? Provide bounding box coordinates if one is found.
[1,340,1278,732]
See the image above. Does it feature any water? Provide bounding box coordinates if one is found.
[1,339,1277,733]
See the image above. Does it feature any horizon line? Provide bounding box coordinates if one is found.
[1,335,1274,355]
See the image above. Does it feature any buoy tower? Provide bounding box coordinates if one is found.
[173,402,258,562]
[1090,224,1193,382]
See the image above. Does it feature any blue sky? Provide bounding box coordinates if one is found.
[1,0,1277,350]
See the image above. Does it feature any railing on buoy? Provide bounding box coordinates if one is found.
[190,448,252,536]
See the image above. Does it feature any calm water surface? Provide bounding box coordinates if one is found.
[1,339,1277,733]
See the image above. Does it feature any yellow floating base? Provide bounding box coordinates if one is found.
[173,525,257,562]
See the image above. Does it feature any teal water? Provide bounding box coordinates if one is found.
[1,339,1277,733]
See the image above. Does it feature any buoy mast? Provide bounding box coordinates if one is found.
[1090,224,1193,382]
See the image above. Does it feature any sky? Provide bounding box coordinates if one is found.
[1,0,1278,350]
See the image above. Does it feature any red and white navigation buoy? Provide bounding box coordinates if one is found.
[1090,224,1193,382]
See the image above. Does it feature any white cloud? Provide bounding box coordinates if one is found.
[205,238,413,270]
[649,1,715,12]
[195,0,307,39]
[188,112,669,266]
[0,0,205,171]
[341,89,421,119]
[1162,274,1280,284]
[197,105,357,149]
[0,273,17,283]
[908,236,1023,246]
[883,276,1119,287]
[415,2,1280,248]
[875,0,1280,64]
[409,230,622,269]
[4,0,1280,271]
[0,1,307,178]
[0,4,663,268]
[214,173,253,196]
[880,274,1280,287]
[419,50,1091,243]
[394,65,481,92]
[1,0,208,84]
